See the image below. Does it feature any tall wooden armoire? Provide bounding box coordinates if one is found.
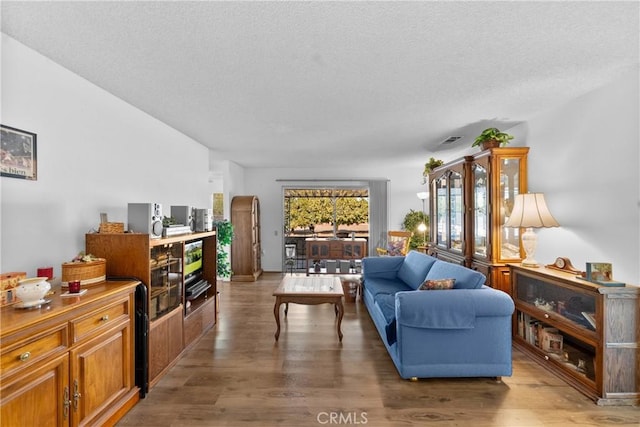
[231,195,263,281]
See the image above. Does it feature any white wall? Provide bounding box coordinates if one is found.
[241,165,429,273]
[1,35,213,277]
[237,67,639,285]
[4,33,637,285]
[526,67,639,284]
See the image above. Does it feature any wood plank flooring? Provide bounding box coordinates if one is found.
[117,272,639,426]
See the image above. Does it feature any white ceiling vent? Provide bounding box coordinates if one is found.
[440,136,462,145]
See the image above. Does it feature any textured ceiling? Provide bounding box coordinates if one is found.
[1,1,638,168]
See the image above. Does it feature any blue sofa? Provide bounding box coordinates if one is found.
[362,250,515,380]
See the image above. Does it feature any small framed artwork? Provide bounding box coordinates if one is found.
[1,125,37,180]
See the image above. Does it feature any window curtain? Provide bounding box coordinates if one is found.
[367,179,389,256]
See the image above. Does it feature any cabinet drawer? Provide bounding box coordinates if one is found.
[1,324,68,378]
[71,299,130,343]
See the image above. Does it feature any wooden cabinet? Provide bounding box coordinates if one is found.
[148,306,183,383]
[305,238,367,274]
[429,147,529,293]
[0,280,139,426]
[86,231,217,388]
[231,195,262,281]
[510,264,639,405]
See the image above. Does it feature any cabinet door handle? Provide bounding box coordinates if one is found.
[100,314,109,322]
[73,379,81,410]
[63,386,70,419]
[18,351,31,362]
[544,313,550,319]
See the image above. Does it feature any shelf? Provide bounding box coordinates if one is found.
[149,231,215,247]
[150,258,181,271]
[186,281,211,301]
[510,264,639,405]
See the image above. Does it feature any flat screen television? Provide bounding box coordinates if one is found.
[184,240,203,284]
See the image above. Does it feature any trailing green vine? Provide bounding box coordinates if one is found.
[213,219,234,279]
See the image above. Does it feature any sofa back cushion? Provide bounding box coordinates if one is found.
[397,251,438,290]
[425,261,485,289]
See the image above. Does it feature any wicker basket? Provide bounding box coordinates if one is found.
[99,222,124,233]
[61,259,106,285]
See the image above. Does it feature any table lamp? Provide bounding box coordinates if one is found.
[504,193,559,267]
[416,191,429,247]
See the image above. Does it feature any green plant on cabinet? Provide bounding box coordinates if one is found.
[422,157,444,184]
[472,128,514,148]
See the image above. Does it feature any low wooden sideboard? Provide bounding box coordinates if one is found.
[305,238,367,274]
[0,279,140,426]
[510,264,639,405]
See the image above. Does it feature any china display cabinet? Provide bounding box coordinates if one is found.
[429,147,529,292]
[510,264,639,405]
[430,157,467,265]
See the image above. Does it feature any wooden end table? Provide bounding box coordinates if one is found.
[273,275,344,341]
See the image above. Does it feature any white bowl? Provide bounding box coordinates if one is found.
[16,277,51,303]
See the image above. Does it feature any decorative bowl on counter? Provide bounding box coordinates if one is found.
[15,277,51,305]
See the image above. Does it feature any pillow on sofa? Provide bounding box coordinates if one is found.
[387,239,405,256]
[397,251,438,289]
[419,278,455,290]
[424,261,486,289]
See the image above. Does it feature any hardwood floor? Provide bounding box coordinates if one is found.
[117,272,639,426]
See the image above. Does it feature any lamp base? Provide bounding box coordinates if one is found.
[520,261,540,268]
[520,228,539,268]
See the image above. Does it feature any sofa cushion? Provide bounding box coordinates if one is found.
[397,251,438,290]
[364,277,412,298]
[375,293,398,345]
[419,278,456,290]
[425,261,485,289]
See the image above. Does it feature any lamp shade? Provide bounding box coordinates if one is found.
[504,193,559,228]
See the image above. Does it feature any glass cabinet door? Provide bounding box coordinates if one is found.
[432,170,463,253]
[449,171,463,252]
[149,243,183,321]
[434,175,448,248]
[512,270,597,382]
[472,164,488,258]
[498,157,522,261]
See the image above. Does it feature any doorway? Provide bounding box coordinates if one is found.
[282,187,369,273]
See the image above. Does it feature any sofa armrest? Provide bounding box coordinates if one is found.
[362,256,405,280]
[395,287,514,329]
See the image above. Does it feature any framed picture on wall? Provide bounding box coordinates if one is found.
[1,125,37,180]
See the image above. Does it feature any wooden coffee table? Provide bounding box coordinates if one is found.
[273,275,344,341]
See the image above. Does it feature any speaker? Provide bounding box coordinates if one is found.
[128,203,163,238]
[194,208,212,232]
[170,205,194,231]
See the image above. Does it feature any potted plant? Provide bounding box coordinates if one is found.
[402,209,429,250]
[422,157,444,184]
[472,128,514,150]
[213,219,234,280]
